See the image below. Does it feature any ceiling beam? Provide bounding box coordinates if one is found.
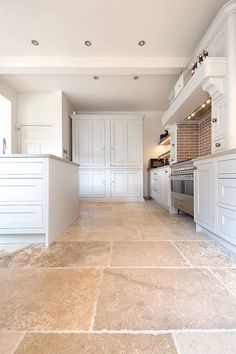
[0,56,188,75]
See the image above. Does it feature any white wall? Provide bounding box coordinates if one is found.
[62,93,74,160]
[0,78,17,153]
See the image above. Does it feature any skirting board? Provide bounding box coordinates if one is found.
[196,223,236,254]
[0,234,45,244]
[150,197,169,211]
[79,198,145,203]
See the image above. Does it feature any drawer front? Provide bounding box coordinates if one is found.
[218,179,236,207]
[218,158,236,174]
[0,205,43,230]
[217,207,236,246]
[0,162,44,176]
[0,179,43,203]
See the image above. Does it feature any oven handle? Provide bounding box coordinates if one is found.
[170,175,193,181]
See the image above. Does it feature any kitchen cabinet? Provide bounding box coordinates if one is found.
[194,160,216,232]
[20,125,54,154]
[73,119,106,166]
[150,167,170,209]
[72,114,144,201]
[212,96,227,152]
[110,119,142,167]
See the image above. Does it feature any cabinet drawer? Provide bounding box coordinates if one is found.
[218,158,236,174]
[0,205,43,230]
[218,179,236,207]
[0,161,44,176]
[217,207,236,246]
[213,136,227,152]
[0,179,43,203]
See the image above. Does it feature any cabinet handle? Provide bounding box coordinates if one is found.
[165,170,168,173]
[110,146,114,150]
[102,147,106,151]
[172,143,175,147]
[215,142,221,147]
[193,166,197,170]
[212,118,217,123]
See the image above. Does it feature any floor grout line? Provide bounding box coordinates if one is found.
[108,242,113,267]
[1,266,236,270]
[172,333,183,354]
[12,333,26,354]
[207,268,236,299]
[89,268,104,332]
[170,241,193,267]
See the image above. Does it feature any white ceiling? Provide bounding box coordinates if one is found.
[2,74,177,111]
[0,0,228,111]
[0,0,227,57]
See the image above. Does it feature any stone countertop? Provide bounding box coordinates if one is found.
[193,148,236,162]
[0,154,80,167]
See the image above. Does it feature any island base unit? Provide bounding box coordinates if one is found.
[0,156,80,246]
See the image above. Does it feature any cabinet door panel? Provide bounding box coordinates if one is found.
[91,121,105,166]
[194,162,215,231]
[110,121,126,166]
[77,121,90,165]
[111,171,126,197]
[91,171,106,197]
[212,96,227,141]
[79,172,90,197]
[127,172,141,197]
[127,120,140,165]
[20,126,53,155]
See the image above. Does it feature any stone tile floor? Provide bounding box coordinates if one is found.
[0,200,236,353]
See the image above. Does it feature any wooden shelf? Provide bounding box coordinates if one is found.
[158,150,170,159]
[160,135,170,145]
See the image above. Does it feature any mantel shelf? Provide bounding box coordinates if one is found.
[162,57,226,126]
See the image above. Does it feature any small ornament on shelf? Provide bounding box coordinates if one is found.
[191,50,209,76]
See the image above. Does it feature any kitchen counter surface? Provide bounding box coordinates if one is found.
[0,154,80,167]
[193,148,236,162]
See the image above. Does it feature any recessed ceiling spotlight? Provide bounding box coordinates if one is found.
[138,40,145,46]
[187,116,191,120]
[31,40,39,46]
[84,40,92,46]
[206,99,211,104]
[133,76,139,80]
[191,113,195,117]
[93,76,99,80]
[201,103,206,108]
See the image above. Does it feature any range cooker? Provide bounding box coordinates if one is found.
[170,159,194,216]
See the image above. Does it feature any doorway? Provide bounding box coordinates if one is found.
[0,94,11,154]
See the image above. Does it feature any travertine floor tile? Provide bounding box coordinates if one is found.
[111,241,188,266]
[94,268,236,330]
[174,241,236,267]
[0,333,23,354]
[33,242,110,267]
[174,332,236,354]
[15,333,177,354]
[212,268,236,296]
[0,245,45,268]
[0,268,101,330]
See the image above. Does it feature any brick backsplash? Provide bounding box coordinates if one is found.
[177,114,211,162]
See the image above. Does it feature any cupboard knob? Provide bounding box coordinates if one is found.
[212,118,217,123]
[215,142,221,147]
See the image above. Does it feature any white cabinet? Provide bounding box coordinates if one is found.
[110,119,142,167]
[150,167,170,209]
[73,119,106,167]
[72,114,144,201]
[194,160,216,232]
[111,170,142,198]
[20,126,54,154]
[212,96,227,152]
[79,170,106,198]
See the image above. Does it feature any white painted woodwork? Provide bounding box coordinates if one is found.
[20,125,54,154]
[72,114,144,201]
[194,160,215,232]
[194,151,236,249]
[149,167,170,209]
[0,156,79,246]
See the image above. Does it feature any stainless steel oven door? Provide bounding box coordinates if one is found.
[170,175,194,216]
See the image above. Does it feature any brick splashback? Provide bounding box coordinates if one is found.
[177,113,211,162]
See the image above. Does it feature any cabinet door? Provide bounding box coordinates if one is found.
[127,171,141,197]
[91,171,106,197]
[74,120,105,166]
[127,120,141,165]
[110,120,126,166]
[91,121,105,166]
[160,169,169,206]
[194,162,215,231]
[212,96,227,142]
[76,121,90,166]
[110,119,141,167]
[111,171,127,197]
[79,171,90,197]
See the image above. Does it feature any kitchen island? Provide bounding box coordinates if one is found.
[0,155,80,246]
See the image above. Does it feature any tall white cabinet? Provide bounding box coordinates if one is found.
[72,114,144,201]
